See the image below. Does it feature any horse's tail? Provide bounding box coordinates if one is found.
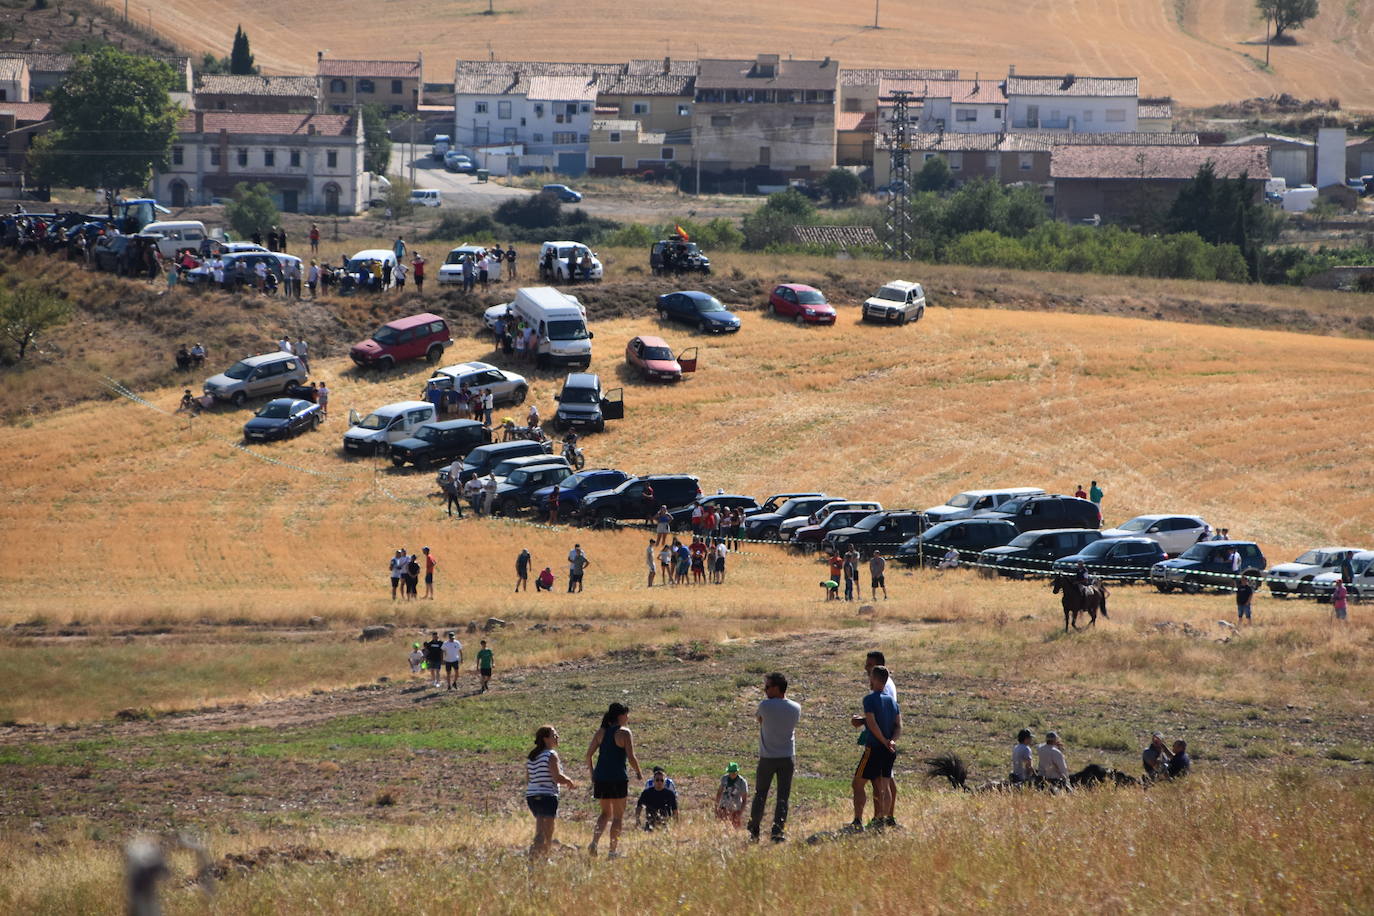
[925,752,969,789]
[1098,584,1110,618]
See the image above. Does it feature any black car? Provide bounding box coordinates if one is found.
[668,494,761,530]
[823,510,926,556]
[975,494,1102,533]
[493,464,575,517]
[650,240,711,275]
[1052,537,1167,581]
[750,492,824,517]
[531,468,633,515]
[242,398,322,442]
[93,233,162,275]
[743,495,842,542]
[980,528,1104,578]
[656,291,741,333]
[895,518,1020,567]
[445,439,552,486]
[390,419,491,469]
[581,474,701,523]
[552,373,624,433]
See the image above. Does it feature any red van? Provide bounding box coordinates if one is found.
[350,313,452,370]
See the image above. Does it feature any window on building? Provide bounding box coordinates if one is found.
[1106,108,1126,122]
[358,79,375,94]
[661,147,674,160]
[553,131,576,144]
[498,100,511,119]
[994,107,1003,118]
[1025,104,1039,128]
[580,103,590,113]
[922,152,935,162]
[476,101,489,114]
[792,116,815,128]
[326,150,338,168]
[985,152,998,169]
[609,131,621,142]
[566,103,578,118]
[0,90,7,101]
[520,117,526,126]
[290,150,301,167]
[503,127,517,143]
[1083,110,1094,122]
[578,134,589,143]
[1019,153,1033,171]
[391,79,402,94]
[534,104,544,117]
[710,114,731,127]
[948,152,963,170]
[677,104,690,117]
[633,102,650,115]
[264,149,275,167]
[955,108,977,122]
[329,79,346,93]
[236,148,248,167]
[758,146,770,166]
[172,146,183,165]
[210,147,221,166]
[843,97,861,112]
[533,132,544,142]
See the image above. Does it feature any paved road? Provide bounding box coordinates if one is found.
[389,148,534,211]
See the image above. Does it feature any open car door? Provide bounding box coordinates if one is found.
[677,347,698,374]
[601,387,624,421]
[348,408,361,426]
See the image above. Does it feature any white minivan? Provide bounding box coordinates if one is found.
[923,487,1045,524]
[508,286,593,370]
[343,400,438,456]
[143,220,209,259]
[410,189,442,208]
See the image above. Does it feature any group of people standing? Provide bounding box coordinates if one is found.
[409,631,495,692]
[389,546,436,601]
[510,546,590,594]
[650,537,730,586]
[823,549,888,601]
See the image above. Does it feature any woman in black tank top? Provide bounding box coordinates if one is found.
[584,702,643,858]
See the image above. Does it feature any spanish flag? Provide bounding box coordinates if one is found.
[674,224,689,241]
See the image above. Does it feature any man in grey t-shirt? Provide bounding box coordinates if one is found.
[749,671,801,842]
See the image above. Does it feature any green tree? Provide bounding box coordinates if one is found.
[229,25,256,75]
[199,52,231,76]
[360,104,393,177]
[1257,0,1319,39]
[224,182,278,239]
[382,174,415,218]
[1167,162,1274,277]
[740,189,817,250]
[821,167,862,205]
[914,156,952,192]
[28,48,179,196]
[0,285,73,362]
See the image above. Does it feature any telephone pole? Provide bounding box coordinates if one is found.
[881,90,915,261]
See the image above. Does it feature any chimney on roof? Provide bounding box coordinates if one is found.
[663,56,670,75]
[317,50,324,62]
[1009,64,1015,76]
[755,54,779,78]
[822,56,831,68]
[1061,73,1076,90]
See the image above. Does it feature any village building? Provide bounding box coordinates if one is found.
[1005,73,1139,132]
[194,75,320,114]
[1051,144,1268,223]
[318,53,423,113]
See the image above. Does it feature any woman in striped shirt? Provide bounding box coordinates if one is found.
[526,725,577,858]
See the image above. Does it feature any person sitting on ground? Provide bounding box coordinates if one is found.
[177,389,197,412]
[714,761,749,828]
[635,768,679,831]
[175,346,191,370]
[536,567,556,592]
[938,546,960,569]
[1142,732,1173,780]
[1010,728,1037,786]
[189,342,206,367]
[1037,732,1070,790]
[1165,740,1191,778]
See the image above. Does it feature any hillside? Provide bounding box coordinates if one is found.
[102,0,1374,108]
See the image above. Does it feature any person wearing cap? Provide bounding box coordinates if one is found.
[422,546,437,600]
[635,767,679,831]
[1142,732,1173,781]
[441,632,464,690]
[1010,729,1037,786]
[1037,732,1070,790]
[408,642,425,676]
[389,548,407,600]
[423,631,444,689]
[714,762,749,828]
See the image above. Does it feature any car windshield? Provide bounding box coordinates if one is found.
[356,412,389,431]
[1179,543,1212,560]
[371,326,400,345]
[853,513,886,531]
[1078,540,1115,558]
[923,521,957,539]
[416,426,443,442]
[560,386,600,404]
[547,319,589,341]
[694,296,726,313]
[876,287,907,302]
[642,346,674,360]
[445,251,471,264]
[796,290,827,305]
[1009,532,1040,547]
[1118,517,1154,532]
[998,497,1029,514]
[1294,549,1330,565]
[1354,556,1374,574]
[223,360,254,380]
[946,494,978,509]
[507,469,533,485]
[256,402,293,419]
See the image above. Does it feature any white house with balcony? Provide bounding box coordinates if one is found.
[877,78,1007,134]
[1005,74,1138,132]
[451,65,602,175]
[153,111,366,215]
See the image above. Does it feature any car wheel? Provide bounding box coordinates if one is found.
[657,307,667,321]
[898,311,908,326]
[914,306,925,322]
[391,456,406,468]
[313,413,323,429]
[1297,577,1315,597]
[794,313,805,326]
[767,302,777,316]
[232,391,247,407]
[1155,583,1175,594]
[500,498,520,517]
[426,345,442,364]
[282,381,294,395]
[512,386,527,405]
[760,525,779,542]
[378,356,396,372]
[1181,576,1203,595]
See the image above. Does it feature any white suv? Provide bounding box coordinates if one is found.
[1100,514,1210,557]
[1313,550,1374,601]
[862,280,925,324]
[539,241,602,281]
[1266,547,1366,597]
[923,487,1044,524]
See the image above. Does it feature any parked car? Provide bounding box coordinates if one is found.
[92,233,162,274]
[1265,546,1366,597]
[409,189,442,207]
[923,487,1045,525]
[431,135,451,160]
[444,151,475,173]
[1051,537,1167,581]
[350,313,452,370]
[203,352,308,406]
[531,468,633,515]
[975,494,1101,533]
[862,281,926,325]
[750,492,825,518]
[142,220,209,260]
[552,373,623,433]
[581,474,701,523]
[389,419,491,469]
[426,361,528,406]
[650,239,711,275]
[1149,540,1267,594]
[438,244,502,285]
[347,248,399,278]
[538,241,602,281]
[656,290,741,333]
[241,398,322,441]
[1312,550,1374,602]
[445,439,553,486]
[668,494,762,531]
[895,518,1020,567]
[542,183,582,203]
[767,283,835,325]
[980,528,1104,578]
[493,463,575,516]
[744,495,840,541]
[780,500,881,541]
[626,336,697,382]
[483,293,585,335]
[490,452,570,483]
[1099,514,1210,557]
[342,401,438,456]
[793,509,885,548]
[823,510,926,556]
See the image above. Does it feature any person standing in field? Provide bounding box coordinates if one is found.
[441,631,463,690]
[390,548,407,600]
[856,665,900,829]
[526,725,577,859]
[842,548,859,601]
[309,223,319,254]
[659,543,673,585]
[849,651,898,829]
[393,236,406,266]
[1332,579,1349,621]
[585,702,642,858]
[1235,573,1254,624]
[646,538,657,587]
[423,631,444,689]
[1073,483,1087,500]
[714,761,749,829]
[655,506,672,547]
[422,546,437,599]
[1089,480,1103,505]
[548,485,561,524]
[476,639,494,692]
[412,252,425,292]
[516,548,531,592]
[316,380,329,418]
[506,245,518,280]
[568,544,590,593]
[869,552,888,599]
[405,554,421,600]
[748,672,801,843]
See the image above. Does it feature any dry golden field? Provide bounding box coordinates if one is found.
[114,0,1374,108]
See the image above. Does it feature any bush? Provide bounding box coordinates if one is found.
[740,189,818,251]
[224,182,278,240]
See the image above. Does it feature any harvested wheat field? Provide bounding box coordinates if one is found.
[112,0,1374,108]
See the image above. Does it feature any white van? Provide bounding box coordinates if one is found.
[410,189,442,208]
[431,135,451,161]
[343,400,437,456]
[922,487,1046,524]
[508,286,593,370]
[538,241,603,281]
[143,220,208,259]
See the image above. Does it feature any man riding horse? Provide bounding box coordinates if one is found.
[1052,563,1110,632]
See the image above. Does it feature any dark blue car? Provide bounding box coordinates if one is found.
[656,290,741,333]
[531,468,632,514]
[242,398,321,442]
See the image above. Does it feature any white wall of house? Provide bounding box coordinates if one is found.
[919,99,1004,133]
[453,93,593,170]
[1007,96,1137,131]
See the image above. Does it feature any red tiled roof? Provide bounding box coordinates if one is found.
[836,111,876,132]
[0,101,51,122]
[1051,144,1269,180]
[175,112,355,136]
[319,58,419,78]
[196,75,319,98]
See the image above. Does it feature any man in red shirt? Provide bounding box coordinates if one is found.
[690,538,708,584]
[1074,484,1087,500]
[423,546,437,600]
[412,253,426,292]
[829,552,844,584]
